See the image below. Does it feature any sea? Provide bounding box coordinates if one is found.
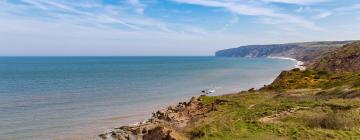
[0,56,296,140]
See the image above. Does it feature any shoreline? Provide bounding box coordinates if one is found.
[267,56,306,70]
[97,86,263,139]
[98,57,301,139]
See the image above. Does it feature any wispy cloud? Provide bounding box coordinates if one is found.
[334,3,360,13]
[262,0,329,5]
[2,0,173,31]
[314,11,332,19]
[218,14,239,32]
[294,6,332,19]
[128,0,145,14]
[171,0,321,30]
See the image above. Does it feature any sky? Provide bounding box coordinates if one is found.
[1,0,360,56]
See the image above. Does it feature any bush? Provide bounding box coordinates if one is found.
[317,71,329,76]
[352,79,360,87]
[190,129,205,138]
[292,68,300,72]
[314,75,321,79]
[307,113,353,130]
[303,70,313,77]
[288,80,296,83]
[248,88,255,92]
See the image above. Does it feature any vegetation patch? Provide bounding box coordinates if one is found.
[306,112,354,130]
[262,69,360,90]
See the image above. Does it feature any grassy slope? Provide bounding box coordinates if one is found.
[181,42,360,140]
[189,92,360,140]
[182,70,360,140]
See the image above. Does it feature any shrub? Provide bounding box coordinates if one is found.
[190,129,205,138]
[352,79,360,87]
[314,75,321,79]
[292,68,300,72]
[288,80,296,83]
[248,88,255,92]
[307,113,353,130]
[303,70,313,77]
[317,71,329,76]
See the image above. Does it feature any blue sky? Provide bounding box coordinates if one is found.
[1,0,360,56]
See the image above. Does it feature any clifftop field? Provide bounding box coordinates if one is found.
[101,42,360,140]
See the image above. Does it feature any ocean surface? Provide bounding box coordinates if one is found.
[0,56,296,140]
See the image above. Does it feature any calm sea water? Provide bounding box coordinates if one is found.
[0,56,295,140]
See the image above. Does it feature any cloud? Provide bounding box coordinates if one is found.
[294,6,332,19]
[0,0,222,56]
[335,3,360,13]
[171,0,321,30]
[1,0,173,31]
[262,0,329,5]
[128,0,145,14]
[0,16,247,56]
[22,0,49,10]
[218,14,239,32]
[300,3,360,19]
[314,11,332,19]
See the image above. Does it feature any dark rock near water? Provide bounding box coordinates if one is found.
[143,126,176,140]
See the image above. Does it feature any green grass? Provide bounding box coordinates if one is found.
[185,90,360,140]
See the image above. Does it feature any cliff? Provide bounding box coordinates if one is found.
[215,41,354,63]
[311,42,360,72]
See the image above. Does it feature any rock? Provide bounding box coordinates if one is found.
[132,127,141,135]
[99,96,215,140]
[248,88,255,92]
[143,126,174,140]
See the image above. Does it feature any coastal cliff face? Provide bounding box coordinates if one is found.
[312,42,360,72]
[215,41,353,63]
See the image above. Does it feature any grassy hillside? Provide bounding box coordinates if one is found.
[184,70,360,140]
[183,42,360,140]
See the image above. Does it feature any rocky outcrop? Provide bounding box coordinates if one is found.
[215,41,354,64]
[99,96,226,140]
[312,42,360,72]
[98,124,184,140]
[152,97,210,128]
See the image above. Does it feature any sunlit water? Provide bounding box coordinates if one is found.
[0,56,296,140]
